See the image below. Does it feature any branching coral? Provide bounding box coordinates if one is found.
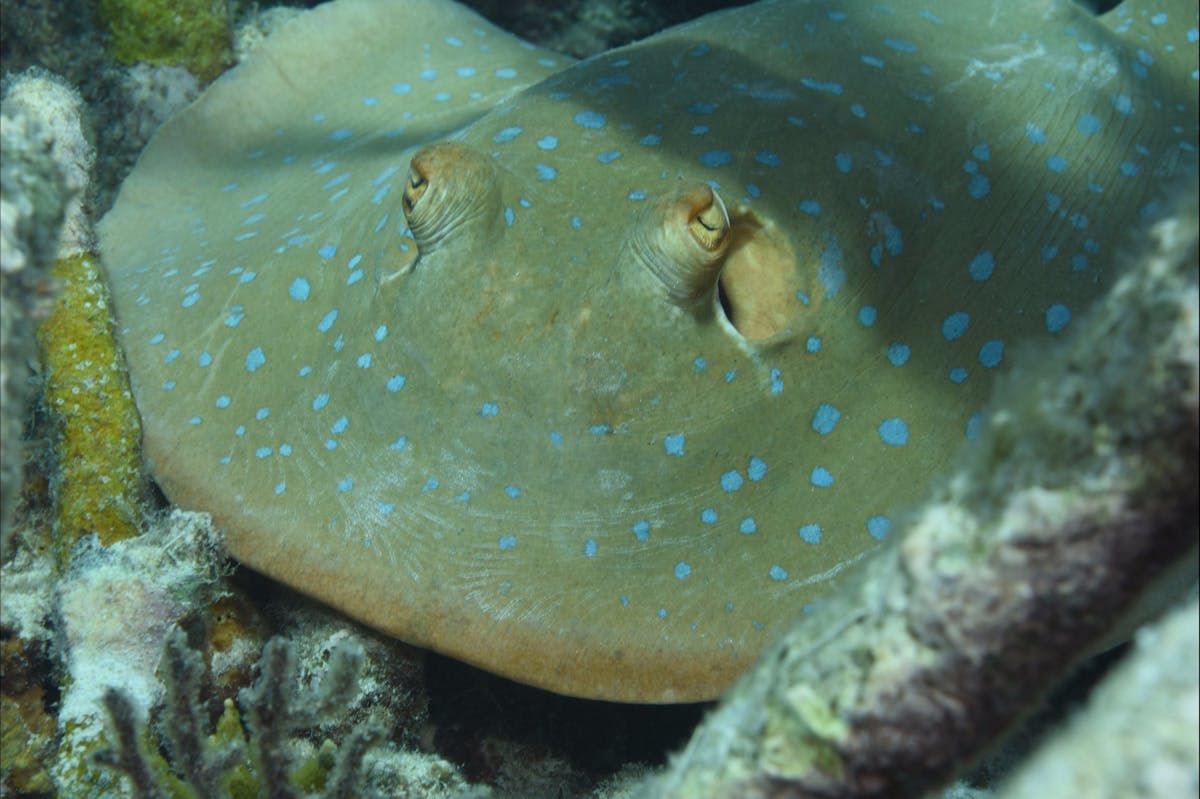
[97,628,386,799]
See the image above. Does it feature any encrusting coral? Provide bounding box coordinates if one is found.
[97,0,233,83]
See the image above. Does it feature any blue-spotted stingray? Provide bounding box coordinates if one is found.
[99,0,1198,701]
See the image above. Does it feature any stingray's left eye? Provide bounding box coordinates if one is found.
[402,141,501,258]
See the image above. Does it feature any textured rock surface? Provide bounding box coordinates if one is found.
[0,70,84,563]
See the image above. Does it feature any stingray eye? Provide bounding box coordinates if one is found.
[688,189,731,251]
[631,185,732,310]
[401,166,428,215]
[402,141,500,258]
[630,184,807,341]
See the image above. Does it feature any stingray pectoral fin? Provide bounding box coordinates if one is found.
[402,141,502,260]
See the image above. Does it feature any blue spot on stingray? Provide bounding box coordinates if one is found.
[481,402,500,417]
[1046,304,1071,333]
[640,134,662,146]
[1046,155,1067,173]
[374,325,387,342]
[275,483,286,495]
[1151,12,1167,25]
[968,251,995,281]
[979,340,1005,368]
[1025,123,1047,144]
[628,190,647,201]
[720,471,744,492]
[748,457,767,481]
[770,368,784,395]
[664,434,685,456]
[164,349,180,364]
[861,54,885,68]
[1077,113,1102,136]
[495,67,518,79]
[505,485,521,499]
[693,356,708,372]
[535,164,557,181]
[674,562,692,579]
[289,278,310,301]
[331,416,348,434]
[850,103,866,118]
[968,174,990,199]
[966,411,985,440]
[835,152,853,173]
[800,78,843,94]
[317,244,337,259]
[197,352,212,367]
[312,393,329,411]
[1045,193,1062,213]
[584,539,598,558]
[887,343,910,366]
[858,306,877,326]
[739,518,757,535]
[699,150,733,167]
[755,151,782,167]
[574,111,606,129]
[799,200,822,216]
[597,150,622,164]
[548,431,562,447]
[806,337,822,353]
[504,207,515,227]
[493,126,523,143]
[589,424,612,435]
[878,418,910,446]
[318,310,338,333]
[972,142,991,161]
[798,524,822,544]
[949,367,968,384]
[245,347,266,372]
[422,478,439,492]
[688,102,717,114]
[499,535,517,551]
[632,520,650,541]
[811,467,834,488]
[537,135,558,150]
[769,565,789,582]
[812,403,841,435]
[328,129,353,141]
[389,436,406,452]
[867,515,892,541]
[386,375,406,393]
[701,509,718,524]
[942,312,970,341]
[215,395,231,409]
